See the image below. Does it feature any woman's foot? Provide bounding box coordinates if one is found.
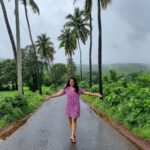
[70,135,76,139]
[70,137,76,143]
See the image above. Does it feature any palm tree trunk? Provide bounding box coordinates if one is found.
[97,0,103,95]
[70,54,74,77]
[77,38,82,81]
[23,1,42,94]
[15,0,23,96]
[89,14,93,88]
[0,0,17,61]
[51,61,58,87]
[48,59,56,86]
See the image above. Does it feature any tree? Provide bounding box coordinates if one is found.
[97,0,111,95]
[0,59,17,90]
[74,0,93,87]
[84,0,93,88]
[67,58,76,77]
[0,0,17,61]
[74,0,112,95]
[22,46,38,91]
[21,0,42,94]
[36,34,56,86]
[64,8,90,80]
[58,28,76,77]
[51,63,67,85]
[15,0,23,96]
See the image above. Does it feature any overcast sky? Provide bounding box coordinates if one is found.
[0,0,150,64]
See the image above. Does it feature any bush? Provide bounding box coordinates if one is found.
[90,84,99,92]
[79,81,89,90]
[0,95,27,118]
[81,71,150,140]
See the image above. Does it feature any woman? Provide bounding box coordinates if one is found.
[45,78,103,143]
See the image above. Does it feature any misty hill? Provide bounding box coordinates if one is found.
[76,63,150,74]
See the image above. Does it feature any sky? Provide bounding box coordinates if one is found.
[0,0,150,65]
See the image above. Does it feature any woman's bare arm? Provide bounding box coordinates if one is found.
[45,90,65,100]
[82,91,103,98]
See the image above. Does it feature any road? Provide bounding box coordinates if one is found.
[0,96,137,150]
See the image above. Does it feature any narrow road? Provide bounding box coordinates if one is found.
[0,96,137,150]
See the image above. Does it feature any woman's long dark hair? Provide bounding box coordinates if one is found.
[64,78,79,93]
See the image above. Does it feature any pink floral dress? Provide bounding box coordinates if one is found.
[63,87,85,118]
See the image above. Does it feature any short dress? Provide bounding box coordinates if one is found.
[63,87,85,118]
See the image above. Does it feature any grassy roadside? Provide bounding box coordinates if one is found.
[81,95,150,141]
[0,86,55,130]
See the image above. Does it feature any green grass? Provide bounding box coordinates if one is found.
[0,91,18,98]
[81,95,150,140]
[132,125,150,140]
[0,86,55,130]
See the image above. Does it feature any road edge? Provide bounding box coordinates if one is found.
[0,99,47,140]
[81,99,150,150]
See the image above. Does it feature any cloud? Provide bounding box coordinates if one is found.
[114,0,150,40]
[0,0,150,64]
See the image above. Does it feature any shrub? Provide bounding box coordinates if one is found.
[90,84,99,93]
[79,81,89,90]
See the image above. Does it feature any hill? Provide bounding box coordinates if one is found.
[76,63,150,74]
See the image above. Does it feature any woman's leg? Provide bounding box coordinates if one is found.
[68,117,72,129]
[71,117,77,141]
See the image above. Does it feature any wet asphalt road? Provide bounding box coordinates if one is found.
[0,96,137,150]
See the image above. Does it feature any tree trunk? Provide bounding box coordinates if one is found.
[23,2,42,94]
[77,38,82,81]
[15,0,23,96]
[0,0,17,61]
[52,61,59,88]
[97,0,103,95]
[70,55,74,77]
[89,14,93,88]
[48,59,57,87]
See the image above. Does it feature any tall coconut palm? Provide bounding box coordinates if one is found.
[64,8,89,81]
[21,0,42,94]
[36,34,56,85]
[15,0,22,96]
[67,58,76,77]
[84,0,93,88]
[58,28,77,77]
[74,0,93,87]
[74,0,111,94]
[97,0,111,95]
[0,0,17,61]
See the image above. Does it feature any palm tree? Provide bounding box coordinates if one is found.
[67,58,76,77]
[0,0,17,61]
[74,0,111,94]
[97,0,111,95]
[58,28,77,77]
[15,0,22,96]
[64,8,89,81]
[84,0,93,88]
[21,0,42,94]
[36,34,56,85]
[74,0,93,87]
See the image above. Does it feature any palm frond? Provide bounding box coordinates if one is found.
[28,0,40,14]
[101,0,112,9]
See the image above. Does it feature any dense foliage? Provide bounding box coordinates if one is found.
[0,61,149,140]
[0,87,55,129]
[81,70,150,140]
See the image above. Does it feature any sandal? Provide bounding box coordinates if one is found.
[70,137,76,143]
[70,136,76,139]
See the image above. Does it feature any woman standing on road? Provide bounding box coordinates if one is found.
[45,78,103,143]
